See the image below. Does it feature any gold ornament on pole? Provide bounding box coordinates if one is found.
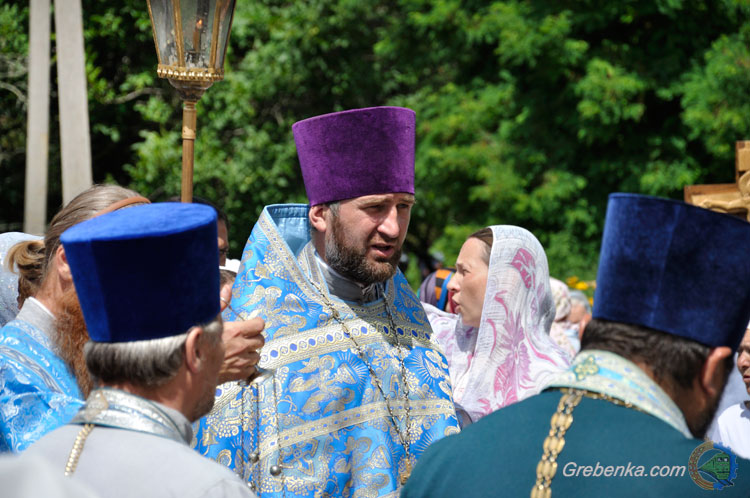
[146,0,236,202]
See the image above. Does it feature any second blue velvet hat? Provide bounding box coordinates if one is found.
[594,193,750,350]
[60,203,220,343]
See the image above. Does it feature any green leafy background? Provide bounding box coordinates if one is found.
[2,0,749,288]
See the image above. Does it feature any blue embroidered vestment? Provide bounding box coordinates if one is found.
[0,307,83,452]
[194,204,459,497]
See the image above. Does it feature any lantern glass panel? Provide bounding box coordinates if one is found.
[181,0,213,68]
[150,0,179,66]
[215,0,236,68]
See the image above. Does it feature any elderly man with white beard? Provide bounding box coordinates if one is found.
[711,326,750,458]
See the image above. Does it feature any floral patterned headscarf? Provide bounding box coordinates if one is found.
[425,225,572,425]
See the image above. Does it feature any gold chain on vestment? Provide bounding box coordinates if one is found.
[530,387,645,497]
[530,389,583,498]
[234,279,413,492]
[309,279,414,485]
[329,303,414,484]
[64,423,95,476]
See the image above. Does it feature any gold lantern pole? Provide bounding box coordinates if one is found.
[146,0,236,203]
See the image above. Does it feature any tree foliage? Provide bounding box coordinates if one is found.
[0,3,32,231]
[2,0,750,285]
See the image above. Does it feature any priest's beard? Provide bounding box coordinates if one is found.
[55,287,93,397]
[325,215,401,285]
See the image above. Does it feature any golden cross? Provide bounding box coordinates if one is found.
[684,141,750,221]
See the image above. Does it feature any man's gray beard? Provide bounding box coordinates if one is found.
[324,216,401,285]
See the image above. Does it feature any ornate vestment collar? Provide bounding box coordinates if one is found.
[71,388,193,444]
[16,297,57,346]
[546,350,691,437]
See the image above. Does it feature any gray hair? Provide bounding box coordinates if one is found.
[43,184,144,278]
[327,201,340,217]
[310,201,340,235]
[569,289,592,314]
[84,315,223,388]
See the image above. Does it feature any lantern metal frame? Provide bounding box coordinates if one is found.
[146,0,236,202]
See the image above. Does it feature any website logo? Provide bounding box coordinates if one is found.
[688,441,737,490]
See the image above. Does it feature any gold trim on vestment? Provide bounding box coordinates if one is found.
[261,400,456,457]
[259,319,436,370]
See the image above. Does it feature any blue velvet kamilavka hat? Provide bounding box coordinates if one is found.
[60,203,220,343]
[593,193,750,350]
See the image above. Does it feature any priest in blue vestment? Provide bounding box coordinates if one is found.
[194,107,459,497]
[0,186,150,453]
[0,297,82,453]
[402,194,750,497]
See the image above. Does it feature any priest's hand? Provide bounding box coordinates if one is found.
[218,317,265,384]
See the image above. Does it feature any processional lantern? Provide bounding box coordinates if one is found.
[146,0,236,202]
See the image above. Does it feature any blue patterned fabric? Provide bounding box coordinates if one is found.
[193,204,459,497]
[0,315,83,452]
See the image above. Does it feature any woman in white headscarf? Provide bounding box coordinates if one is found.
[423,226,572,426]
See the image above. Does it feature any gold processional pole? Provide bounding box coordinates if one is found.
[146,0,237,203]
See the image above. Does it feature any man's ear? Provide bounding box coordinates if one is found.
[700,346,733,398]
[55,246,73,283]
[184,326,205,374]
[309,204,329,233]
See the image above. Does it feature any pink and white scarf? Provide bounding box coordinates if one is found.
[425,226,572,425]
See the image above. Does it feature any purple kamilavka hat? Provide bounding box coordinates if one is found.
[292,106,416,205]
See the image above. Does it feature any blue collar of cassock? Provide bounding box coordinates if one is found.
[546,350,691,437]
